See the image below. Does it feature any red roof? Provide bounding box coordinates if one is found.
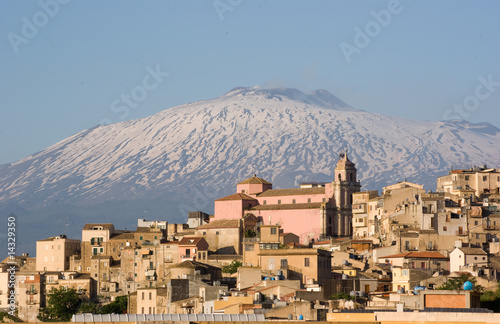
[383,252,447,259]
[178,237,205,246]
[215,193,257,201]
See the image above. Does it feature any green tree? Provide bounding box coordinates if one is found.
[243,229,257,238]
[480,282,500,312]
[78,301,101,314]
[329,293,355,301]
[437,273,484,293]
[100,296,128,314]
[38,287,81,321]
[221,260,242,274]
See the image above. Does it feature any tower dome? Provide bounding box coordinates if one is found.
[335,150,357,182]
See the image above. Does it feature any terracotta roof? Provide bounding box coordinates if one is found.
[179,237,205,246]
[286,242,309,248]
[313,240,331,245]
[458,247,487,255]
[215,193,258,201]
[197,219,240,229]
[383,252,448,259]
[251,202,323,211]
[257,187,325,197]
[237,175,272,185]
[168,260,219,270]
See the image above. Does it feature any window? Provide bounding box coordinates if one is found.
[263,200,267,205]
[154,236,157,240]
[304,258,310,267]
[280,258,288,269]
[202,232,206,235]
[278,200,281,204]
[245,244,255,252]
[216,231,220,235]
[241,189,246,194]
[271,227,277,235]
[443,226,447,231]
[483,176,487,181]
[465,176,469,181]
[308,198,311,203]
[140,236,143,240]
[322,198,326,203]
[292,199,296,204]
[476,234,480,239]
[475,221,478,225]
[149,292,152,300]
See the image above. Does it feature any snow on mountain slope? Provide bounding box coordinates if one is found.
[0,87,499,254]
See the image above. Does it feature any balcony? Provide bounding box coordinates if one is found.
[26,289,38,295]
[243,237,260,243]
[456,230,469,236]
[483,224,499,231]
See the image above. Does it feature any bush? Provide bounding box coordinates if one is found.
[221,260,242,274]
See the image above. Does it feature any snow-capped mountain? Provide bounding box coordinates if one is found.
[1,87,499,256]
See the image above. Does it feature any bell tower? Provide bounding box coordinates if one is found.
[332,150,361,237]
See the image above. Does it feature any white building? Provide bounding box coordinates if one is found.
[449,247,488,273]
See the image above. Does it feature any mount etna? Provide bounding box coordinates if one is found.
[1,87,499,257]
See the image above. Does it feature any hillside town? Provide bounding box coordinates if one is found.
[2,151,500,323]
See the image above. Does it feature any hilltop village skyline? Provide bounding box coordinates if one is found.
[3,151,500,323]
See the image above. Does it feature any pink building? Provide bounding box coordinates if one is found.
[212,152,361,243]
[178,237,209,262]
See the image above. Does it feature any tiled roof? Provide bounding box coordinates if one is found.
[458,247,487,255]
[196,219,240,229]
[250,202,323,211]
[215,193,258,201]
[179,237,205,246]
[237,175,272,185]
[168,260,219,270]
[257,187,325,197]
[110,232,134,240]
[383,252,448,259]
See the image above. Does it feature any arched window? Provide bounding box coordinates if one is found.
[338,174,341,181]
[349,173,353,181]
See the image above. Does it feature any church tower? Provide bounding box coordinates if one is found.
[332,150,361,236]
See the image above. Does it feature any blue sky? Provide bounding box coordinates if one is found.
[1,0,499,165]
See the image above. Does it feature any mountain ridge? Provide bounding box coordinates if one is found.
[1,87,499,257]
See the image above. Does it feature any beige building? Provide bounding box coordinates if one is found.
[36,235,80,271]
[195,219,242,255]
[258,248,331,285]
[352,191,379,238]
[437,166,500,198]
[450,247,488,273]
[0,264,10,311]
[15,272,43,322]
